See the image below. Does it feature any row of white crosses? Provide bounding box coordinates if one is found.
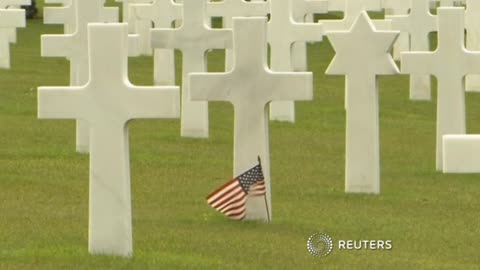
[0,0,29,68]
[38,16,313,257]
[37,0,325,256]
[330,4,480,194]
[37,0,480,257]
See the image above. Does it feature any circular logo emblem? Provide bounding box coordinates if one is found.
[307,233,334,257]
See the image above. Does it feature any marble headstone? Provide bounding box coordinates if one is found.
[465,0,480,91]
[38,23,180,257]
[190,17,313,221]
[151,0,233,138]
[117,0,153,55]
[206,0,270,71]
[131,0,182,86]
[387,0,437,101]
[326,12,399,194]
[0,1,27,68]
[401,8,480,171]
[42,1,138,154]
[268,0,323,122]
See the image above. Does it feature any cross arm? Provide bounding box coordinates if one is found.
[2,0,31,5]
[206,1,270,17]
[401,51,435,75]
[373,19,391,31]
[189,73,233,102]
[41,34,73,57]
[124,86,180,119]
[269,72,313,101]
[44,0,69,3]
[0,10,25,28]
[132,3,180,27]
[293,0,328,19]
[130,4,156,22]
[38,86,88,120]
[327,0,345,12]
[43,6,73,25]
[387,15,410,32]
[466,50,480,72]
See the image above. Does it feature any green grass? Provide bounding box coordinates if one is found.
[1,3,480,270]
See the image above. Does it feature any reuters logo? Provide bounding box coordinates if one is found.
[306,233,334,257]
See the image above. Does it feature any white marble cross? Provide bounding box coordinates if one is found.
[290,0,328,75]
[387,0,437,101]
[0,2,26,69]
[151,0,233,138]
[206,0,270,71]
[382,0,410,60]
[190,17,312,221]
[44,0,118,34]
[41,1,127,153]
[401,7,480,171]
[268,0,323,123]
[465,0,480,91]
[38,23,180,257]
[0,0,30,43]
[44,0,75,34]
[131,0,182,86]
[326,12,399,194]
[117,0,153,55]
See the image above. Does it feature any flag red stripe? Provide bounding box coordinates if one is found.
[206,178,238,200]
[207,182,242,205]
[210,186,244,208]
[226,208,246,219]
[214,189,246,211]
[220,196,247,214]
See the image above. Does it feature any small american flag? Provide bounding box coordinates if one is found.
[206,161,266,220]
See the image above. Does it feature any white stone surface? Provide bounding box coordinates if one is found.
[443,135,480,173]
[131,0,182,86]
[326,0,345,12]
[44,0,118,35]
[44,0,75,34]
[320,0,382,32]
[151,0,233,138]
[0,2,26,69]
[207,0,270,71]
[387,0,437,101]
[41,1,127,154]
[117,0,153,55]
[326,12,399,194]
[401,8,480,171]
[38,23,180,257]
[320,0,387,109]
[439,0,459,6]
[291,0,328,75]
[190,17,312,221]
[465,0,480,92]
[268,0,323,123]
[0,0,30,43]
[382,0,410,60]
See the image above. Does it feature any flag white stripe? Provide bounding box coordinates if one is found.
[210,186,244,208]
[207,181,240,203]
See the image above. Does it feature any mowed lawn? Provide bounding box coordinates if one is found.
[1,3,480,270]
